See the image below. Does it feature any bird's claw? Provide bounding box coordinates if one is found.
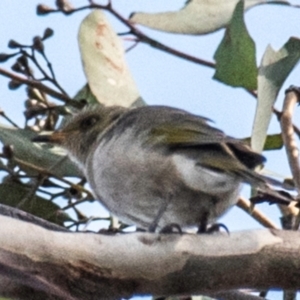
[159,223,183,234]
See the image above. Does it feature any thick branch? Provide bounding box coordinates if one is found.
[0,203,68,232]
[209,291,265,300]
[0,215,300,299]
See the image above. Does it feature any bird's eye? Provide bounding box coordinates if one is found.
[80,116,98,130]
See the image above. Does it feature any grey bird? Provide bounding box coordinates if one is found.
[32,105,274,232]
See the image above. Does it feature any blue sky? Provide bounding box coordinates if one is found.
[0,1,300,299]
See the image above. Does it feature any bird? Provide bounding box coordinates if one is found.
[32,104,275,232]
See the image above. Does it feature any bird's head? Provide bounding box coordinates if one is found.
[32,105,127,167]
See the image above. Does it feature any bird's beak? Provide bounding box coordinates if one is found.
[32,131,66,145]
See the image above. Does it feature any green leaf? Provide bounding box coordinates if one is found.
[74,83,100,105]
[0,124,82,177]
[261,133,283,151]
[251,37,300,152]
[0,181,72,225]
[244,133,283,151]
[213,0,257,90]
[74,84,146,108]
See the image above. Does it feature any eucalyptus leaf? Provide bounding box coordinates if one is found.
[74,84,146,109]
[213,0,257,90]
[0,124,82,177]
[251,37,300,152]
[0,181,72,225]
[131,96,147,108]
[261,133,283,150]
[78,10,140,107]
[74,83,100,105]
[130,0,290,35]
[244,133,283,151]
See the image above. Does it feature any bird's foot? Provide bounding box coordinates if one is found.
[197,222,229,234]
[206,223,229,234]
[159,223,183,234]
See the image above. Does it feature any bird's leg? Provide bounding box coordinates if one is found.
[197,212,229,234]
[197,212,209,233]
[148,195,172,233]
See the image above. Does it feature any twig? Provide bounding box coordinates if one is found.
[280,87,300,194]
[29,48,69,96]
[12,156,94,199]
[108,5,216,68]
[279,86,300,230]
[273,107,300,139]
[61,197,94,211]
[237,197,278,229]
[0,110,19,128]
[67,216,111,230]
[16,175,44,209]
[0,67,80,107]
[38,2,216,69]
[125,39,140,53]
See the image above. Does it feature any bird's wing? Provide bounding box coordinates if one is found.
[148,114,229,146]
[147,113,268,185]
[146,110,286,191]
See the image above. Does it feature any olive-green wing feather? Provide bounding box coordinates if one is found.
[149,116,230,145]
[142,108,287,190]
[148,114,264,169]
[146,109,284,189]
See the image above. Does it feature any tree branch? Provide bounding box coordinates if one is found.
[0,203,68,232]
[0,215,300,299]
[37,2,216,69]
[280,87,300,194]
[279,87,300,230]
[237,197,278,229]
[209,291,265,300]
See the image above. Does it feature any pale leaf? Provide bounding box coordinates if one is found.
[251,37,300,152]
[78,10,140,107]
[130,0,289,35]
